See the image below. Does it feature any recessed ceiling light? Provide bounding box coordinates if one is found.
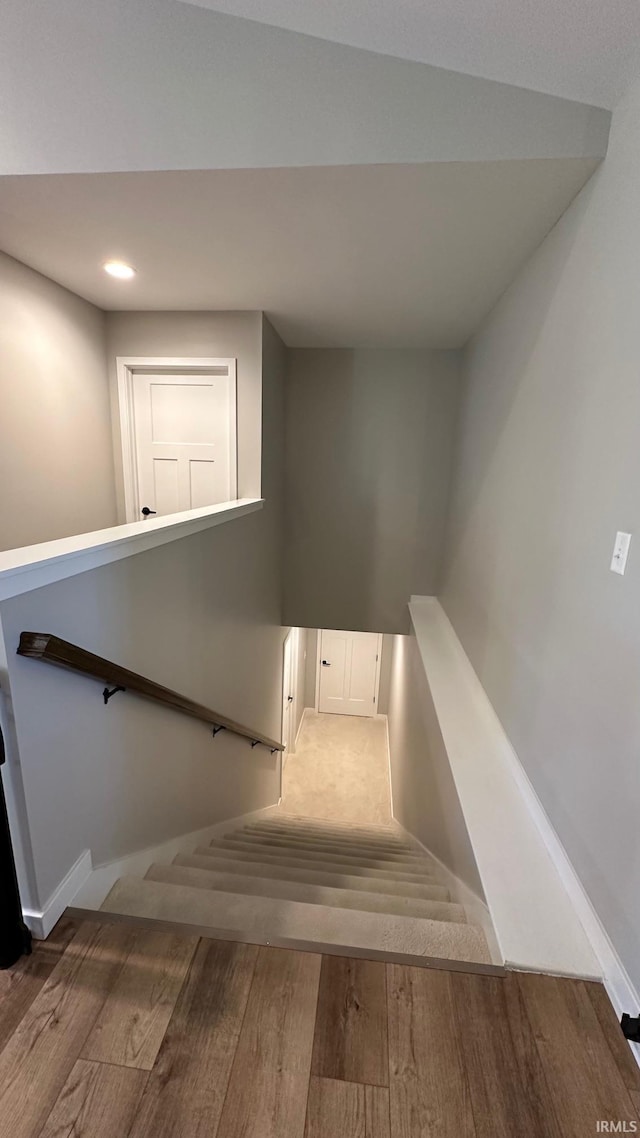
[103,260,136,280]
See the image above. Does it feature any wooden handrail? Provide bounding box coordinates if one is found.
[17,632,283,752]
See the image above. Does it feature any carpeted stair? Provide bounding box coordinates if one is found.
[100,813,491,965]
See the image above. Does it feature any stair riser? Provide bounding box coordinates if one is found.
[147,864,465,922]
[101,877,491,965]
[177,853,450,900]
[243,823,414,855]
[211,837,436,875]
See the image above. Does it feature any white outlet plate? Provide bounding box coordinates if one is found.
[610,531,632,575]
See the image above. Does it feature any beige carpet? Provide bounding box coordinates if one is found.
[280,711,392,824]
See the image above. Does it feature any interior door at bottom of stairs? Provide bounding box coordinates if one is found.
[318,629,381,716]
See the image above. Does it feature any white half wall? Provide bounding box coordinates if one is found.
[411,597,601,976]
[0,507,285,913]
[0,317,287,917]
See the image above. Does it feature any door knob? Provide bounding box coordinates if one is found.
[141,506,157,517]
[322,660,331,666]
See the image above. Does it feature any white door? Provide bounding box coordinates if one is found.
[131,369,237,518]
[318,630,382,717]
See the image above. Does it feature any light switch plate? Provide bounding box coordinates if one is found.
[610,531,632,575]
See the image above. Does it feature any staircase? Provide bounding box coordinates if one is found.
[100,813,492,965]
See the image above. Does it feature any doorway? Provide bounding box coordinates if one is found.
[280,628,391,823]
[116,357,237,522]
[317,629,382,717]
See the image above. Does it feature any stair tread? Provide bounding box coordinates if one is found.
[209,836,441,876]
[234,829,423,858]
[147,863,466,922]
[178,853,450,900]
[101,876,491,964]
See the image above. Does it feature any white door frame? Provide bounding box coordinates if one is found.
[314,630,383,715]
[282,629,293,762]
[283,629,302,751]
[280,628,300,797]
[115,357,238,523]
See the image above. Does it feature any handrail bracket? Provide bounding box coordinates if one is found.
[103,684,126,705]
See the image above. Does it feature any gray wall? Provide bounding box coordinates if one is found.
[441,78,640,992]
[261,316,286,510]
[377,634,394,715]
[106,310,263,518]
[304,629,318,709]
[0,264,263,549]
[387,633,484,897]
[0,317,287,909]
[0,252,117,551]
[284,349,461,634]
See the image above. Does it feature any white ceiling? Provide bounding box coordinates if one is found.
[0,161,597,348]
[178,0,640,109]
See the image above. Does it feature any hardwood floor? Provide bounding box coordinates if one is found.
[82,929,198,1070]
[0,916,77,1056]
[0,917,638,1138]
[388,964,476,1138]
[305,1078,390,1138]
[216,945,321,1138]
[128,939,258,1138]
[311,955,388,1087]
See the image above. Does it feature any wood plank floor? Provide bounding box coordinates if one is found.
[0,917,637,1138]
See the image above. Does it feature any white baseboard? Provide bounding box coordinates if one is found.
[24,849,93,939]
[280,707,311,775]
[71,803,282,912]
[295,706,310,748]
